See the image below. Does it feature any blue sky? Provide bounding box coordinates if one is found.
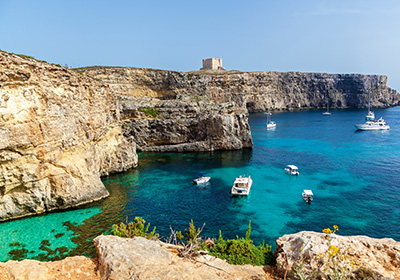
[1,0,400,90]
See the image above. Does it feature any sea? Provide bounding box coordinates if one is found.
[1,107,399,261]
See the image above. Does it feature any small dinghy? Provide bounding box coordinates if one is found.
[193,173,211,185]
[302,190,314,204]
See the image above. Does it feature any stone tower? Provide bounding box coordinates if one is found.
[200,58,226,70]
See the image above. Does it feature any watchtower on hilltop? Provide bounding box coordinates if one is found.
[200,58,226,71]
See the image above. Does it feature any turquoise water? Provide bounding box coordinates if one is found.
[0,107,399,261]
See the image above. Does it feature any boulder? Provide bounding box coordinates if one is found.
[274,231,400,279]
[93,235,268,280]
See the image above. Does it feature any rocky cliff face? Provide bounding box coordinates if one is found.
[0,51,137,221]
[79,67,400,112]
[119,96,252,152]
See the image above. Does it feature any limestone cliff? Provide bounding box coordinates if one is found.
[78,67,400,112]
[0,51,137,221]
[119,96,252,152]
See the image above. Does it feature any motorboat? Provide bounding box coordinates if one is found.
[284,165,299,176]
[265,112,277,129]
[354,118,390,131]
[231,175,252,196]
[302,190,313,204]
[365,91,375,120]
[193,173,211,185]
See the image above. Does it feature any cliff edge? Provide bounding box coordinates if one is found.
[0,51,137,221]
[78,67,400,112]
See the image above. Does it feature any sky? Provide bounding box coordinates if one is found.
[1,0,400,90]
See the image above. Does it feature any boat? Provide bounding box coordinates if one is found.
[302,190,313,204]
[366,92,375,120]
[266,112,276,129]
[366,111,375,120]
[193,173,211,185]
[322,102,331,116]
[231,175,252,196]
[284,165,299,176]
[354,117,390,131]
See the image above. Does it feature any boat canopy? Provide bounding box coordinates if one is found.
[197,173,207,177]
[303,190,313,196]
[286,165,298,170]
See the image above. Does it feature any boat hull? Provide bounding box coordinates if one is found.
[354,124,390,131]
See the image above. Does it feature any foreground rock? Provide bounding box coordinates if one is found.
[79,67,400,112]
[0,256,99,280]
[0,51,137,221]
[93,235,268,280]
[274,231,400,279]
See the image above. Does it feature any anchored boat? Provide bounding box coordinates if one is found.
[231,175,252,196]
[302,190,314,204]
[284,165,299,176]
[354,118,390,131]
[193,173,211,185]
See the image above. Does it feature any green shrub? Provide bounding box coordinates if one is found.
[208,221,273,266]
[138,107,160,118]
[111,217,159,239]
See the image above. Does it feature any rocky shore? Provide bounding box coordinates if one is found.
[1,232,399,279]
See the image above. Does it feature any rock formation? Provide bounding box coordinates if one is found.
[78,67,400,112]
[119,96,252,152]
[0,51,137,221]
[94,235,269,280]
[274,231,400,279]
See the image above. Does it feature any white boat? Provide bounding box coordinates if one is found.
[267,121,277,129]
[354,117,390,131]
[302,190,313,204]
[193,173,211,185]
[365,92,375,120]
[284,165,299,176]
[322,103,331,116]
[231,175,252,196]
[366,111,375,120]
[265,112,276,129]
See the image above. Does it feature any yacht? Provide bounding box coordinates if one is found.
[284,165,299,176]
[266,112,276,129]
[354,117,390,131]
[366,111,375,121]
[365,92,375,120]
[231,175,252,196]
[322,103,331,116]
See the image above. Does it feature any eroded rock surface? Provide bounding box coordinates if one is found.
[93,235,268,280]
[0,256,99,280]
[0,51,138,221]
[120,96,252,152]
[274,231,400,280]
[79,67,400,112]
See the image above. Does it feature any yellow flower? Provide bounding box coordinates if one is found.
[333,225,339,232]
[323,228,333,235]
